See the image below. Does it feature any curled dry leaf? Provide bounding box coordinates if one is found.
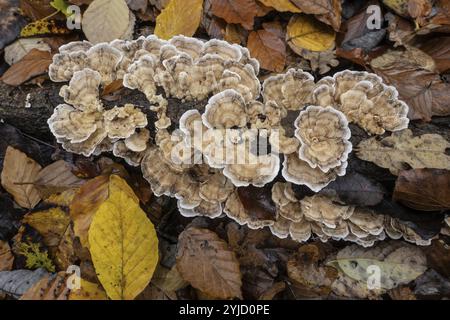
[1,146,42,209]
[176,227,243,299]
[1,49,52,86]
[210,0,259,30]
[0,241,13,272]
[247,28,286,72]
[356,130,450,175]
[88,175,159,300]
[286,14,335,53]
[393,169,450,211]
[155,0,203,40]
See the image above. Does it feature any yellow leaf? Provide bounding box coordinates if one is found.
[286,14,335,53]
[23,207,70,247]
[69,279,108,300]
[155,0,203,40]
[1,146,42,209]
[88,175,159,300]
[258,0,301,13]
[20,19,71,37]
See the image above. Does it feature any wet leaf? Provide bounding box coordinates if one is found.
[176,227,242,299]
[0,0,27,50]
[356,130,450,175]
[1,146,42,209]
[88,175,159,300]
[286,14,335,53]
[155,0,203,39]
[393,169,450,211]
[237,186,276,221]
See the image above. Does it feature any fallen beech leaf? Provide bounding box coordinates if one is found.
[20,19,71,37]
[82,0,131,43]
[88,175,159,300]
[151,265,187,297]
[69,279,108,300]
[21,272,69,300]
[155,0,203,39]
[0,268,49,299]
[417,37,450,73]
[291,0,342,31]
[34,160,85,199]
[258,281,286,300]
[356,130,450,175]
[23,207,70,247]
[237,186,277,221]
[426,240,450,278]
[176,227,242,299]
[393,169,450,211]
[210,0,259,30]
[324,172,385,206]
[1,49,52,86]
[0,241,13,271]
[44,188,79,207]
[1,146,42,209]
[4,38,51,65]
[371,48,450,121]
[328,241,427,290]
[247,29,286,72]
[224,23,245,44]
[70,175,110,248]
[258,0,301,12]
[287,243,338,297]
[286,14,335,53]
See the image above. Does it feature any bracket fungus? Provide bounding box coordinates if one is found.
[47,35,414,247]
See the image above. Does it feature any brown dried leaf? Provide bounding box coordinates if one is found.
[1,49,52,86]
[1,146,42,209]
[247,29,286,72]
[291,0,342,31]
[287,243,338,297]
[210,0,259,30]
[258,0,301,13]
[371,48,450,121]
[417,37,450,73]
[0,241,14,272]
[393,169,450,211]
[69,175,110,248]
[34,160,85,199]
[176,227,242,299]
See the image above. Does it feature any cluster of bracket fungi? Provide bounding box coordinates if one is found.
[47,35,419,247]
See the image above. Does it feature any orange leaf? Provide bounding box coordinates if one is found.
[247,29,286,72]
[210,0,259,30]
